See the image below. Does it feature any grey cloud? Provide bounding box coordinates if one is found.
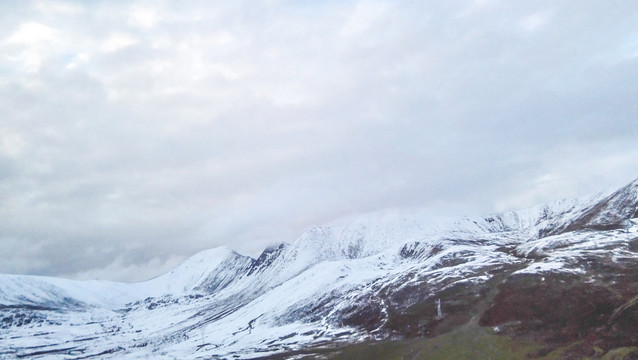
[1,0,638,280]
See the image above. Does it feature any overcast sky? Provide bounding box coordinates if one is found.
[1,0,638,281]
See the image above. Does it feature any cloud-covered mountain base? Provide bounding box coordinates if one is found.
[2,179,638,359]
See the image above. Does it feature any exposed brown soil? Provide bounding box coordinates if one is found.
[480,264,638,354]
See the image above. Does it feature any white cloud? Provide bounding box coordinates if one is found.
[100,33,139,53]
[4,22,59,45]
[65,52,89,70]
[519,11,551,34]
[128,4,161,28]
[33,1,84,15]
[340,0,389,38]
[2,22,61,71]
[0,129,26,157]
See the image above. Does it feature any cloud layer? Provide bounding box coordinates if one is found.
[2,0,638,281]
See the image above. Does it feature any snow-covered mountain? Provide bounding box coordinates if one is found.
[2,179,638,359]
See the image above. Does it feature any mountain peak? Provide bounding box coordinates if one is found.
[146,246,252,295]
[541,177,638,236]
[247,243,288,275]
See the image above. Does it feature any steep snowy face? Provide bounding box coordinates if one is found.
[252,209,525,288]
[289,208,538,263]
[538,178,638,236]
[332,211,440,259]
[144,247,253,295]
[497,195,602,238]
[246,243,288,276]
[248,227,340,289]
[569,178,638,229]
[333,211,474,259]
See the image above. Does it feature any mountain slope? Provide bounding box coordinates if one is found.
[0,247,252,309]
[2,178,638,359]
[554,178,638,234]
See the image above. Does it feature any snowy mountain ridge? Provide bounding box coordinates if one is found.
[2,178,638,359]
